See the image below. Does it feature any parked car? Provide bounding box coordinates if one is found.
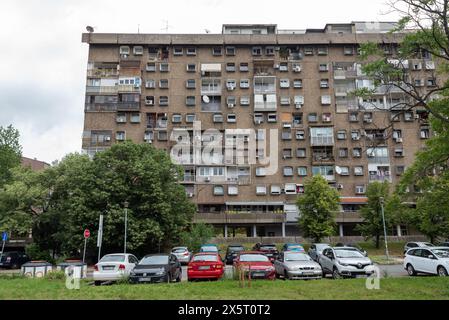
[274,251,322,280]
[404,247,449,276]
[93,253,139,285]
[199,244,219,253]
[335,243,368,256]
[281,243,305,253]
[308,243,331,263]
[319,247,375,279]
[438,242,449,248]
[171,247,192,265]
[225,244,245,265]
[0,251,30,269]
[233,251,275,280]
[404,242,435,254]
[187,253,224,281]
[252,243,279,261]
[129,253,182,283]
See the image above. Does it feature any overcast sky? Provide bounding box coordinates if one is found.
[0,0,400,163]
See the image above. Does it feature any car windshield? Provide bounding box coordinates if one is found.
[100,255,125,262]
[192,255,218,262]
[431,249,449,258]
[335,249,365,258]
[139,255,169,265]
[172,248,187,253]
[229,247,244,252]
[240,254,269,262]
[260,245,276,251]
[284,253,310,261]
[200,246,218,252]
[287,245,303,250]
[316,244,330,251]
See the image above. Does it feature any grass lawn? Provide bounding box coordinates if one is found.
[0,277,448,300]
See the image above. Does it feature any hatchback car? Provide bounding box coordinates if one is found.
[320,247,375,279]
[233,251,275,280]
[171,247,192,265]
[93,253,139,285]
[335,243,367,256]
[252,243,279,261]
[199,244,219,253]
[0,251,30,269]
[404,247,449,276]
[281,243,305,253]
[129,253,182,283]
[308,243,331,262]
[274,251,322,280]
[187,253,224,281]
[225,244,245,265]
[403,241,434,254]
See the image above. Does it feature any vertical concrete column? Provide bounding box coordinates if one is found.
[396,224,402,237]
[253,225,257,237]
[224,224,228,238]
[281,222,286,238]
[339,224,344,237]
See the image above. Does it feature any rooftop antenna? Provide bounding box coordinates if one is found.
[86,26,95,33]
[205,29,211,34]
[161,20,173,33]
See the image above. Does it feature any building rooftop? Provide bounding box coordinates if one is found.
[21,157,50,172]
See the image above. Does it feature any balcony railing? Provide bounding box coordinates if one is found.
[200,85,222,95]
[116,102,140,111]
[369,174,392,182]
[117,84,141,93]
[194,212,286,224]
[86,86,118,94]
[85,103,117,112]
[367,156,390,164]
[310,136,334,146]
[334,69,358,80]
[87,69,118,77]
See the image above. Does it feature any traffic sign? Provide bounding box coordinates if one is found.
[2,232,8,242]
[84,229,90,239]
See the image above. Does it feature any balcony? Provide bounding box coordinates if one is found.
[369,174,392,183]
[85,103,117,112]
[87,69,118,78]
[201,78,222,95]
[116,102,140,111]
[193,212,286,224]
[335,211,363,223]
[310,136,334,146]
[86,85,118,94]
[118,84,141,93]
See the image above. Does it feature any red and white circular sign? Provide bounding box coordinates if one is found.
[84,229,90,239]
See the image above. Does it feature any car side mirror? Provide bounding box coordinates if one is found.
[428,255,436,259]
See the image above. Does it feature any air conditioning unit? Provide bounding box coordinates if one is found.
[293,66,301,72]
[120,54,129,59]
[227,103,235,108]
[414,114,420,119]
[337,184,344,190]
[205,177,211,182]
[227,85,235,91]
[273,64,280,69]
[364,119,373,123]
[353,137,360,141]
[295,104,302,109]
[187,193,194,198]
[147,139,153,144]
[105,136,111,141]
[396,137,403,143]
[255,120,262,125]
[283,123,292,128]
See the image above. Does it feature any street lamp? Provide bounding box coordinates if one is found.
[124,201,129,254]
[379,197,390,260]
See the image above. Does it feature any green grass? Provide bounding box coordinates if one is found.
[0,277,448,300]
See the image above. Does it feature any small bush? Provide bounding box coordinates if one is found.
[45,270,65,280]
[25,244,54,263]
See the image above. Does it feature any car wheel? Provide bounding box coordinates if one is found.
[332,268,341,280]
[406,264,416,276]
[437,266,448,277]
[275,272,281,279]
[94,281,102,286]
[176,272,182,282]
[284,270,290,280]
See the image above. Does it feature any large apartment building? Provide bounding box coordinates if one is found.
[81,22,433,238]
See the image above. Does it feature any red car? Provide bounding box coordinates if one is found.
[233,251,276,280]
[187,253,224,281]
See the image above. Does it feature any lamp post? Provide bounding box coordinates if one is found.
[124,201,129,254]
[379,197,390,260]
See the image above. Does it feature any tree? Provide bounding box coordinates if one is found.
[296,175,340,242]
[0,141,196,259]
[0,125,22,187]
[356,182,394,249]
[179,223,215,253]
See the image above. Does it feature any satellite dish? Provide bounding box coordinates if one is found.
[202,95,210,104]
[86,26,95,33]
[335,166,342,175]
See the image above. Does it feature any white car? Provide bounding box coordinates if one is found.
[171,247,192,264]
[404,247,449,277]
[93,253,139,285]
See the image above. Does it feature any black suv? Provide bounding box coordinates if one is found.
[225,244,245,264]
[252,243,279,261]
[0,252,30,269]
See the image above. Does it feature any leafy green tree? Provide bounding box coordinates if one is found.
[179,223,215,253]
[0,125,22,187]
[356,182,394,249]
[296,175,340,242]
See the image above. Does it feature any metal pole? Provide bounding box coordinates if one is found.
[380,197,390,260]
[0,240,5,261]
[124,201,129,254]
[97,214,103,263]
[82,237,87,264]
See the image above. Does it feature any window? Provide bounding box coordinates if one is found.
[292,63,301,73]
[338,148,348,158]
[271,185,281,195]
[308,113,318,122]
[186,47,197,56]
[404,112,414,122]
[353,148,362,158]
[317,47,328,55]
[321,95,331,105]
[120,46,130,55]
[354,166,364,176]
[396,165,406,175]
[240,79,250,89]
[145,96,155,106]
[280,79,290,88]
[213,113,224,123]
[225,46,236,56]
[283,166,294,176]
[186,63,196,72]
[158,131,168,141]
[240,63,249,72]
[227,114,236,123]
[227,96,236,107]
[293,113,303,126]
[267,113,277,123]
[319,63,329,72]
[116,113,126,123]
[213,185,224,196]
[344,46,354,55]
[144,131,153,142]
[295,130,305,140]
[212,47,223,56]
[425,60,435,70]
[312,166,335,177]
[240,96,250,106]
[351,130,360,140]
[296,148,306,158]
[186,96,196,106]
[304,47,314,55]
[279,62,288,72]
[252,47,262,56]
[116,131,126,141]
[297,167,307,176]
[414,79,423,87]
[254,113,264,124]
[146,62,156,72]
[337,130,346,140]
[320,79,329,88]
[293,79,303,88]
[186,79,196,89]
[226,63,236,72]
[159,79,169,89]
[145,79,156,88]
[159,96,169,106]
[322,113,332,122]
[160,63,169,72]
[173,47,183,56]
[226,79,236,90]
[265,47,275,55]
[130,113,140,123]
[282,149,292,159]
[256,167,266,177]
[285,183,297,194]
[394,148,404,157]
[228,185,238,196]
[349,112,358,122]
[427,78,436,87]
[186,114,196,123]
[339,166,350,176]
[256,129,265,141]
[355,185,366,194]
[256,185,267,195]
[420,127,430,139]
[282,130,292,140]
[363,112,373,123]
[280,96,291,106]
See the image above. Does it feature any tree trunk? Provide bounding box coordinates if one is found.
[375,235,380,249]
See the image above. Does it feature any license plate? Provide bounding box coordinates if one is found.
[252,272,265,277]
[199,266,210,270]
[303,272,314,276]
[356,274,366,278]
[103,266,114,271]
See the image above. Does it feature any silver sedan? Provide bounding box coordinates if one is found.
[171,247,192,264]
[274,252,322,280]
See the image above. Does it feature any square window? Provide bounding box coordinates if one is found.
[279,63,288,72]
[396,166,406,175]
[293,79,303,88]
[213,113,223,123]
[265,47,275,56]
[228,185,238,195]
[318,47,328,55]
[296,148,306,158]
[186,79,196,89]
[226,63,236,72]
[353,148,362,158]
[295,130,305,140]
[226,46,236,56]
[173,47,183,56]
[116,113,126,123]
[321,95,331,105]
[297,167,307,176]
[172,114,182,123]
[354,166,364,176]
[271,185,281,195]
[146,63,156,72]
[159,79,169,88]
[283,166,294,176]
[304,47,314,55]
[308,113,318,122]
[130,113,140,123]
[240,79,250,89]
[319,63,329,72]
[355,185,366,194]
[116,131,126,141]
[186,96,196,106]
[212,47,223,55]
[339,148,348,158]
[280,79,290,88]
[282,149,292,159]
[145,96,155,106]
[337,130,346,140]
[160,63,170,72]
[186,114,196,123]
[227,114,236,123]
[186,47,197,56]
[213,185,224,196]
[252,47,263,56]
[320,79,329,88]
[159,96,169,106]
[339,166,350,175]
[240,63,249,72]
[280,96,291,105]
[256,167,266,177]
[145,79,156,88]
[186,64,196,72]
[267,113,277,123]
[240,96,250,106]
[256,185,267,195]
